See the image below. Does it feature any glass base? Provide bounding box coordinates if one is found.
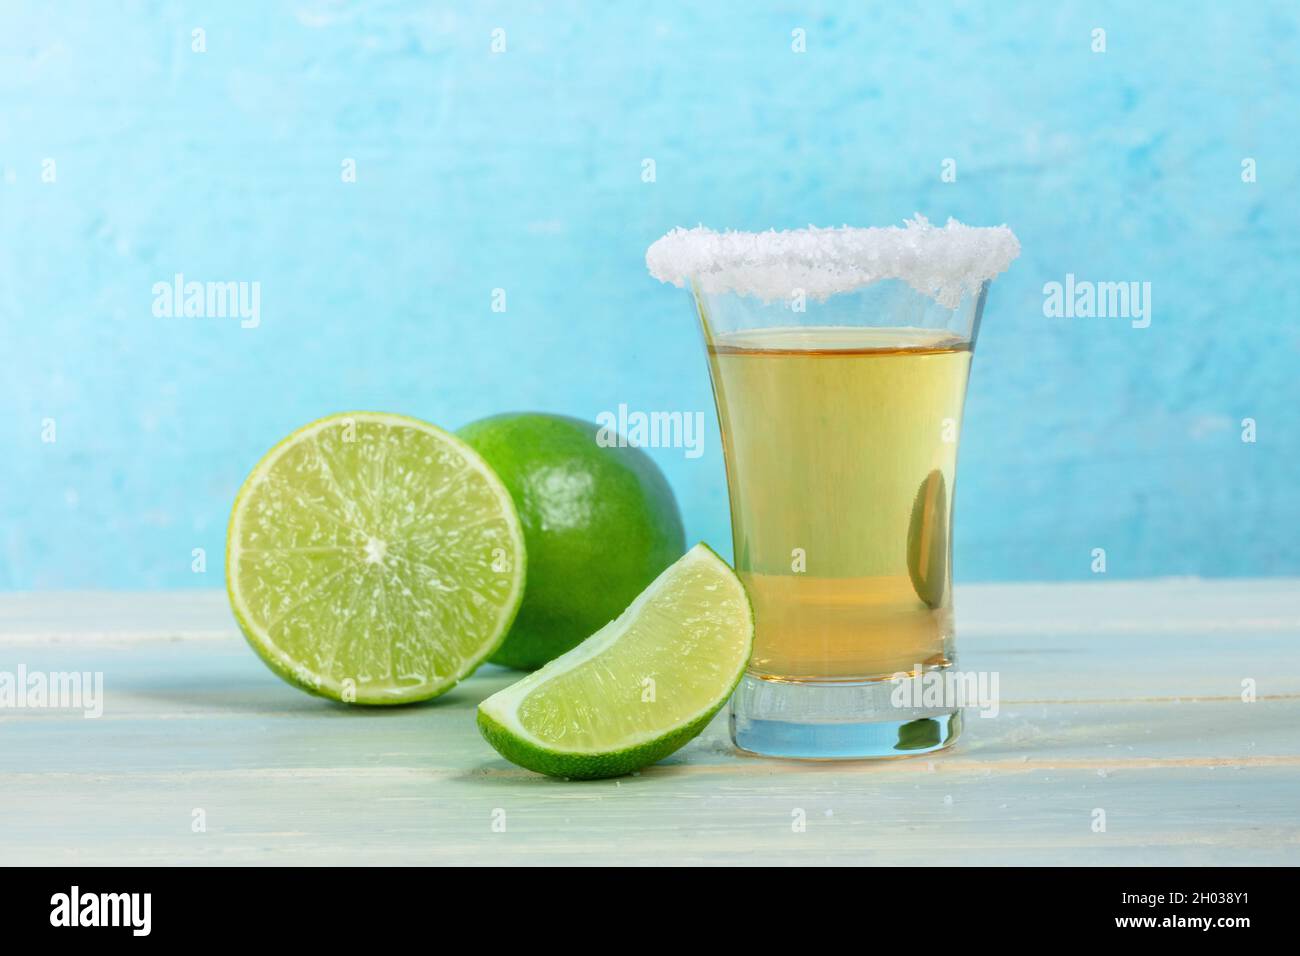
[729,673,962,760]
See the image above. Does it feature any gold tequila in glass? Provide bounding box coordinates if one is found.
[708,326,969,681]
[648,218,1018,759]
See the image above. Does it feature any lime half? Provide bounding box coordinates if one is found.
[226,412,526,704]
[478,543,753,779]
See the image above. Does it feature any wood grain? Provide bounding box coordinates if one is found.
[1,580,1297,865]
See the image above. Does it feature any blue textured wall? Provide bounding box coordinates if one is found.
[2,1,1297,588]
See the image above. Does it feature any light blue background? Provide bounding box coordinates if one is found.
[2,1,1297,589]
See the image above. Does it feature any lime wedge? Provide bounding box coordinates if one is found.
[477,543,753,779]
[226,412,526,704]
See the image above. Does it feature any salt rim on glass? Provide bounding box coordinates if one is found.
[646,214,1020,309]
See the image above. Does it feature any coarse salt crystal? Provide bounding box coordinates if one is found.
[646,214,1019,309]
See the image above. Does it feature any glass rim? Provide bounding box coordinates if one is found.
[648,214,1018,311]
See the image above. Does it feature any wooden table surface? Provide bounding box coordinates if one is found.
[2,580,1298,866]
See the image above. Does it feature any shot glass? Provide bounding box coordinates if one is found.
[648,219,1017,759]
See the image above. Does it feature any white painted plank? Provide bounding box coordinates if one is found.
[1,583,1298,865]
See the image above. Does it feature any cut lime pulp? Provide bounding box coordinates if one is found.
[226,412,526,704]
[478,543,753,779]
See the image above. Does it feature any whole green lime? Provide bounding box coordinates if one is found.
[457,413,686,670]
